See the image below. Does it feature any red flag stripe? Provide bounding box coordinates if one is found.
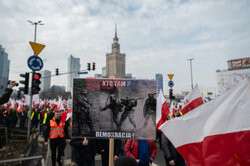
[182,97,204,115]
[177,130,250,166]
[61,109,72,123]
[157,102,170,132]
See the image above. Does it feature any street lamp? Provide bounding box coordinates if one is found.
[27,20,44,42]
[187,58,194,90]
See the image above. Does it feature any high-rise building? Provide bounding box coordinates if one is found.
[102,67,106,78]
[0,45,10,95]
[125,73,133,78]
[40,70,51,91]
[106,25,125,78]
[68,55,81,92]
[155,73,163,93]
[95,74,102,78]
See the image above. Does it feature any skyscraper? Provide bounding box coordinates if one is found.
[68,55,81,92]
[155,73,163,93]
[106,25,126,78]
[102,67,106,78]
[0,45,10,95]
[40,70,51,91]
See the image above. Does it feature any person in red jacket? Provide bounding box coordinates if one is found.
[124,139,157,166]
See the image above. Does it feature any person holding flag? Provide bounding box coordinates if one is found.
[44,109,70,166]
[156,90,186,165]
[161,114,186,166]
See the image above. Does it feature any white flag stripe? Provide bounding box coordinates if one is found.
[160,79,250,148]
[66,112,72,121]
[156,90,165,123]
[183,84,203,105]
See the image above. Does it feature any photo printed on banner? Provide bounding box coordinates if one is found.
[72,78,157,140]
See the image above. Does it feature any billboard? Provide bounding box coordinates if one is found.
[228,57,250,69]
[72,78,157,140]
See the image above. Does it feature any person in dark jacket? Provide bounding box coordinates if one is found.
[8,108,18,128]
[99,139,122,166]
[161,134,186,166]
[0,105,4,126]
[31,107,41,129]
[70,137,97,166]
[19,106,27,128]
[0,81,16,105]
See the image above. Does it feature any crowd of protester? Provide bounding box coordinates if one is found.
[0,81,187,166]
[0,99,186,166]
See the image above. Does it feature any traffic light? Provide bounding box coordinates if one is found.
[92,62,96,71]
[56,68,59,75]
[87,63,91,71]
[169,89,173,99]
[32,72,41,94]
[19,72,29,94]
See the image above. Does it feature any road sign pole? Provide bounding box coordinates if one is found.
[27,72,34,143]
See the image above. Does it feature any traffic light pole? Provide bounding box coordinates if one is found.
[170,87,172,104]
[27,72,34,143]
[27,20,43,142]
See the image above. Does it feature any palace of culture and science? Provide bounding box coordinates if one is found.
[106,25,126,79]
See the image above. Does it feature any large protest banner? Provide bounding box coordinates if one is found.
[72,78,157,140]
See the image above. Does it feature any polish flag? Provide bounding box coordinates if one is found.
[169,102,176,118]
[39,99,44,108]
[61,108,72,123]
[23,95,30,106]
[10,99,15,108]
[182,84,204,115]
[17,103,23,113]
[57,98,65,111]
[32,94,40,105]
[160,79,250,166]
[156,90,170,132]
[50,99,58,108]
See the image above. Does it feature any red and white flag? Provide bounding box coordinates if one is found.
[182,84,204,115]
[23,95,30,106]
[61,108,72,123]
[17,103,23,113]
[57,98,65,111]
[169,102,176,118]
[156,90,170,132]
[32,94,40,105]
[160,79,250,166]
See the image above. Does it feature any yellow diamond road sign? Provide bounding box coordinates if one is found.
[168,74,174,80]
[29,42,45,56]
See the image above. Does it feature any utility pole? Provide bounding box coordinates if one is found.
[187,58,194,90]
[27,20,44,142]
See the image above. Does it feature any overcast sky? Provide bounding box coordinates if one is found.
[1,0,249,94]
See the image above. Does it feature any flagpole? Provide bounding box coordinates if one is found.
[187,58,194,90]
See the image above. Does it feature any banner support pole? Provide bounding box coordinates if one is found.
[109,138,114,166]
